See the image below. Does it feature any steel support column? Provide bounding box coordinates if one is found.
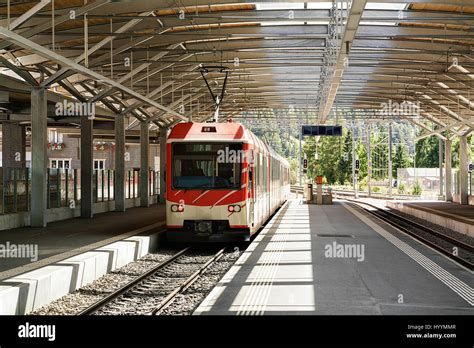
[159,127,167,203]
[140,121,150,207]
[115,116,126,211]
[445,139,453,202]
[459,134,469,205]
[299,123,302,187]
[80,116,93,218]
[367,126,372,197]
[439,138,444,198]
[352,128,358,199]
[388,123,393,197]
[31,87,47,227]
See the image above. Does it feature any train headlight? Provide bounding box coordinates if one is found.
[171,204,184,212]
[228,205,241,213]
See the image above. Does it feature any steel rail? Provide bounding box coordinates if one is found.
[151,247,226,315]
[290,185,473,269]
[78,247,190,315]
[348,199,473,252]
[348,200,473,271]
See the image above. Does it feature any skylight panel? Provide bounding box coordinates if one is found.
[360,21,397,26]
[0,67,25,82]
[255,2,305,10]
[305,20,330,25]
[261,20,306,26]
[365,3,407,10]
[306,2,332,9]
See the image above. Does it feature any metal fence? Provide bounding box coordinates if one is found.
[94,169,114,203]
[0,167,161,215]
[0,167,30,214]
[47,168,79,209]
[150,170,160,196]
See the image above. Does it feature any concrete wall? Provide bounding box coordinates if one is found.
[0,195,158,231]
[1,122,26,168]
[0,226,165,314]
[386,200,474,238]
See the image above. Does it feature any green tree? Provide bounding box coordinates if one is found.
[304,134,341,184]
[336,130,352,184]
[288,157,299,184]
[415,135,439,168]
[356,141,368,181]
[393,142,412,178]
[318,135,340,184]
[452,137,460,169]
[303,136,318,180]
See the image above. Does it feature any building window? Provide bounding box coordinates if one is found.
[94,159,106,170]
[48,129,63,143]
[50,159,71,169]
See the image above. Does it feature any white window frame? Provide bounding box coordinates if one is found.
[49,158,72,169]
[94,159,106,170]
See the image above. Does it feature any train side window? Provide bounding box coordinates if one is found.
[255,154,259,195]
[263,155,267,193]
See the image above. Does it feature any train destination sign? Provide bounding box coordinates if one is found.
[302,125,342,136]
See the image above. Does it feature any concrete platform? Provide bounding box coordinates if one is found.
[0,204,166,279]
[387,201,474,238]
[195,199,473,315]
[0,204,166,314]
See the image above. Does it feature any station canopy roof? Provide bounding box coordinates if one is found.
[0,0,472,136]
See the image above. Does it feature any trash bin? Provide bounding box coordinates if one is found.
[307,183,313,203]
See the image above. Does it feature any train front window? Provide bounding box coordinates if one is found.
[172,143,243,189]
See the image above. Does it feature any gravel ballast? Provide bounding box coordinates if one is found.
[31,247,244,316]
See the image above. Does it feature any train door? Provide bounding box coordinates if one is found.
[248,150,255,229]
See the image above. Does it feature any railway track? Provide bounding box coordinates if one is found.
[78,247,226,315]
[347,199,474,271]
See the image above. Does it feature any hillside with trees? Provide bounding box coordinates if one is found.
[237,111,474,191]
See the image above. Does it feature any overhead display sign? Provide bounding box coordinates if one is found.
[302,125,342,136]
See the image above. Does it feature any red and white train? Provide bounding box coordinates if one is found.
[166,122,290,242]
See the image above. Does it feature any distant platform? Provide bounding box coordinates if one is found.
[195,199,473,315]
[387,201,474,238]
